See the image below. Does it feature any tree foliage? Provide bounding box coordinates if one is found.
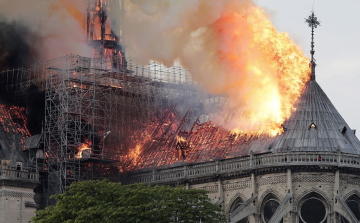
[32,180,226,223]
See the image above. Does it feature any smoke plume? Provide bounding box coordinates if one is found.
[0,0,93,133]
[0,19,39,105]
[123,0,310,135]
[25,84,45,135]
[0,0,92,63]
[0,19,38,70]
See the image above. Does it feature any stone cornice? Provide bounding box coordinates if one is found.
[125,152,360,185]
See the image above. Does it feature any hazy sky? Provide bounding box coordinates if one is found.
[255,0,360,132]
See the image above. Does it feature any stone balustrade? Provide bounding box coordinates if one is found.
[126,151,360,184]
[0,169,39,183]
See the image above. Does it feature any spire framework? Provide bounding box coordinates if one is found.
[305,11,321,80]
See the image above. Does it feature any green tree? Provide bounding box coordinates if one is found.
[32,180,226,223]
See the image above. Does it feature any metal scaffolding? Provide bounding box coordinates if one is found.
[0,54,225,204]
[44,55,118,202]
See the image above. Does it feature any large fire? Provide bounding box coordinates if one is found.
[209,7,310,136]
[119,2,312,170]
[124,1,311,136]
[119,108,274,172]
[1,0,312,172]
[51,0,310,136]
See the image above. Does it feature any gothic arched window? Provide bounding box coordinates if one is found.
[261,194,282,223]
[342,194,360,223]
[229,197,249,223]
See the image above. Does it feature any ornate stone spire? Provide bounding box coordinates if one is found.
[305,11,321,80]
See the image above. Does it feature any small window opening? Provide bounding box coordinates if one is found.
[342,195,360,222]
[229,198,249,223]
[16,162,23,171]
[262,196,283,223]
[340,126,347,134]
[310,123,317,129]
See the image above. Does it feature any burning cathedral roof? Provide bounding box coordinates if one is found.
[0,2,358,175]
[0,105,31,164]
[123,77,360,171]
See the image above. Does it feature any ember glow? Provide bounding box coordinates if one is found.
[119,109,274,172]
[0,105,30,151]
[124,0,310,136]
[0,105,30,137]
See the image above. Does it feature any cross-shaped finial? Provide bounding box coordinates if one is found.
[305,12,321,80]
[306,12,321,29]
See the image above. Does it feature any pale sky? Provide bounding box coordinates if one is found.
[256,0,360,132]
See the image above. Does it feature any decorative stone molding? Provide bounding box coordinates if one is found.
[340,176,360,185]
[0,179,38,188]
[126,152,360,185]
[256,176,286,186]
[0,190,34,198]
[293,174,334,183]
[223,180,251,191]
[198,185,218,194]
[293,187,333,212]
[343,190,360,201]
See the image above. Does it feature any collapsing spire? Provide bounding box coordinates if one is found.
[305,11,321,80]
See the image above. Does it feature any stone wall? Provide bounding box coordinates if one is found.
[155,170,360,223]
[126,152,360,222]
[224,171,358,222]
[0,186,36,223]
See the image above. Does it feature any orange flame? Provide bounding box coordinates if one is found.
[210,6,310,136]
[123,144,142,165]
[123,1,310,136]
[176,135,186,144]
[0,105,30,137]
[76,139,92,159]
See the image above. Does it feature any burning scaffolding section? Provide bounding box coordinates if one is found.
[44,55,124,199]
[0,54,226,198]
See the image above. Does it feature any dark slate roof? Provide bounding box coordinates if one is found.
[271,79,360,154]
[23,134,42,150]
